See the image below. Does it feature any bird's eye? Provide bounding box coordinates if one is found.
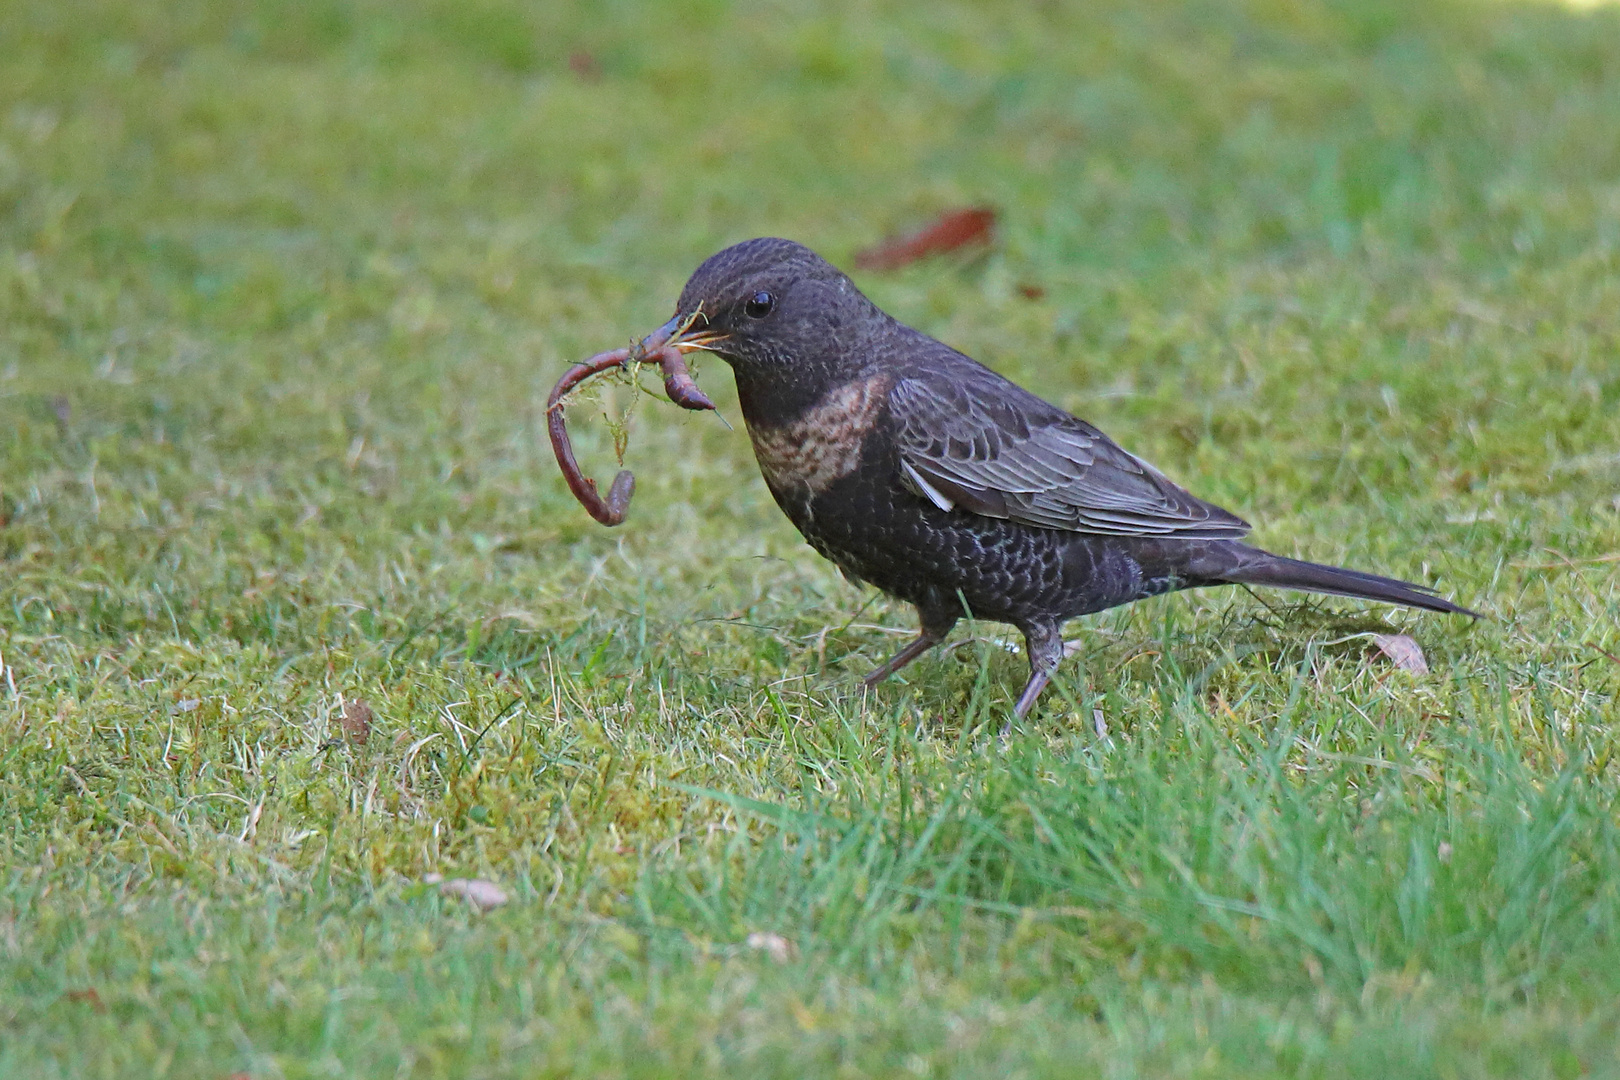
[744,291,776,319]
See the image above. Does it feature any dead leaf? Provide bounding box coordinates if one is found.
[568,50,601,81]
[745,931,796,964]
[341,697,372,745]
[853,207,996,271]
[426,874,508,912]
[64,988,105,1011]
[238,794,265,843]
[1371,634,1429,674]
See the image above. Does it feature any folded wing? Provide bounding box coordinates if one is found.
[889,368,1251,539]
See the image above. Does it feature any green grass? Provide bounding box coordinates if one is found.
[4,0,1620,1075]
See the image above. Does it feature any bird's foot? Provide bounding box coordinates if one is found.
[1000,669,1053,738]
[861,631,945,686]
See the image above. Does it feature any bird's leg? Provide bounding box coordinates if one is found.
[1008,620,1065,729]
[862,607,959,686]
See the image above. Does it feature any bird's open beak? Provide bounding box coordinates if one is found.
[640,311,728,356]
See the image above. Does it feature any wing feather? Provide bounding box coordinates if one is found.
[889,368,1250,540]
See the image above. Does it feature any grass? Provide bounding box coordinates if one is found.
[3,0,1620,1074]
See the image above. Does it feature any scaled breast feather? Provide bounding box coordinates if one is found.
[748,375,891,494]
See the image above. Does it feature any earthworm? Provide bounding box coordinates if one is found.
[546,342,716,526]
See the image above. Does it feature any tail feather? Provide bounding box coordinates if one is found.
[1217,548,1478,617]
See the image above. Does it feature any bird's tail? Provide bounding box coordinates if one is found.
[1212,546,1478,617]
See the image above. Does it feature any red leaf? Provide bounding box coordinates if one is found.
[853,207,997,272]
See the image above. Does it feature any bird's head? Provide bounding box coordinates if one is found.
[639,239,884,387]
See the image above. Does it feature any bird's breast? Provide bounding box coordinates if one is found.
[745,374,892,496]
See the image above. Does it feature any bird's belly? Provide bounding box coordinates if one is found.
[777,469,1070,621]
[767,468,1194,624]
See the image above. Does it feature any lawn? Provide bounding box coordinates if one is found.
[3,0,1620,1075]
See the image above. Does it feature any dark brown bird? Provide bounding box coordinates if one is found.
[639,238,1476,718]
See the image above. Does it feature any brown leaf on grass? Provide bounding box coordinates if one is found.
[425,873,509,912]
[1371,634,1429,674]
[568,50,601,81]
[853,207,997,272]
[64,988,106,1011]
[341,697,372,745]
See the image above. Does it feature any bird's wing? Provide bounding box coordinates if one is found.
[888,368,1251,539]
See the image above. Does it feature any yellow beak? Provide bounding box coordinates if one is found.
[640,312,728,356]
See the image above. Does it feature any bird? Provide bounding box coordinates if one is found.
[637,237,1476,719]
